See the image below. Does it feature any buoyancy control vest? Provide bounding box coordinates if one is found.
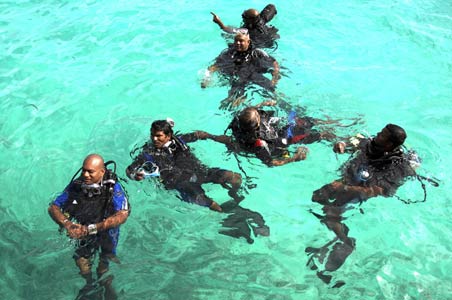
[62,162,119,225]
[342,140,417,195]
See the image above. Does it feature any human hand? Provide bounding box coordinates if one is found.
[134,170,145,181]
[271,78,278,87]
[333,141,346,154]
[65,222,88,239]
[210,12,221,24]
[201,80,209,89]
[293,146,309,161]
[201,69,212,89]
[210,201,223,212]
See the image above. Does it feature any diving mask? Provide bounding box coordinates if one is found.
[81,183,102,197]
[138,161,160,178]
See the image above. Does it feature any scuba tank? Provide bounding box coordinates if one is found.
[260,4,277,23]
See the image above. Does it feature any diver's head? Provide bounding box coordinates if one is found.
[236,107,260,143]
[151,119,174,149]
[234,32,251,52]
[372,124,407,153]
[242,8,259,27]
[82,154,106,185]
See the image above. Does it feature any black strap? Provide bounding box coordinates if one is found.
[232,152,257,189]
[69,167,82,183]
[394,174,439,204]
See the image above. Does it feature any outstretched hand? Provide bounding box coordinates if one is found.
[210,12,221,24]
[333,141,346,154]
[293,146,309,161]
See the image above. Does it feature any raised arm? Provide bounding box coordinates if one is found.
[211,12,235,33]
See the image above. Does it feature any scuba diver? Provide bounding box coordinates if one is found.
[126,119,270,244]
[306,124,427,287]
[211,4,280,49]
[48,154,130,291]
[189,103,343,167]
[126,118,244,212]
[201,32,280,111]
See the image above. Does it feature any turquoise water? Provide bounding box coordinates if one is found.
[1,0,451,299]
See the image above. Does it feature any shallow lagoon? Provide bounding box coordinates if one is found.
[1,1,451,299]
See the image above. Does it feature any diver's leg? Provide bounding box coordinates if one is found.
[243,207,270,237]
[208,168,243,203]
[219,210,254,244]
[324,239,355,272]
[321,205,353,245]
[305,237,338,267]
[73,238,99,284]
[97,232,119,300]
[100,273,118,300]
[176,183,221,212]
[220,83,246,110]
[97,230,119,278]
[314,205,355,278]
[306,203,354,280]
[76,257,94,284]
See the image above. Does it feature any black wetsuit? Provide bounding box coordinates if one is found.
[229,110,321,166]
[306,138,418,285]
[52,172,129,260]
[341,139,416,199]
[215,46,277,95]
[127,133,230,207]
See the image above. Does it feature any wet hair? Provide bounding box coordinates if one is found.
[385,124,406,147]
[151,120,174,136]
[238,107,260,131]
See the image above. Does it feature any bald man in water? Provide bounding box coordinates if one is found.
[202,32,280,110]
[211,4,279,49]
[49,154,129,284]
